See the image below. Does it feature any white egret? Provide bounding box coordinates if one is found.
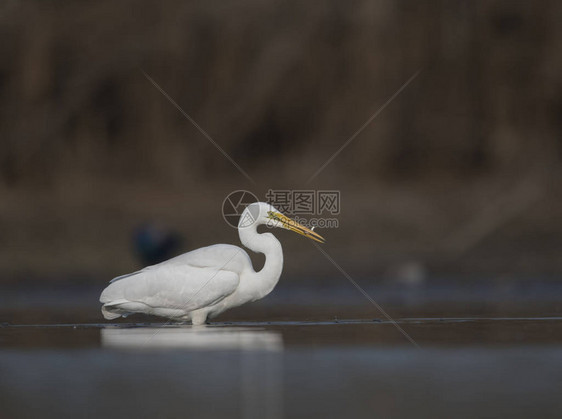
[100,202,325,325]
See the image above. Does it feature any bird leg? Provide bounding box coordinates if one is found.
[191,311,208,326]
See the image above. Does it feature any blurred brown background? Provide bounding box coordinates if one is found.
[1,0,561,283]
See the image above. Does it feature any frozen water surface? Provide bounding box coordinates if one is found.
[1,280,562,418]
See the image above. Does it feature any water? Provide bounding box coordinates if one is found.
[1,280,562,418]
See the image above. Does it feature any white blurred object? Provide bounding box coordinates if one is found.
[386,260,427,286]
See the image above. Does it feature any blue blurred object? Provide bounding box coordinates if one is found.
[133,223,182,266]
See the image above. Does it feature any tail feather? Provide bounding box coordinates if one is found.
[101,305,123,320]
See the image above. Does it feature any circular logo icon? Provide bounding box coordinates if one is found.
[222,190,259,228]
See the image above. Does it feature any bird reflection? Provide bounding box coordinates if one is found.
[101,326,283,351]
[101,326,284,417]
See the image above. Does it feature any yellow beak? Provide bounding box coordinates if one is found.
[268,212,326,243]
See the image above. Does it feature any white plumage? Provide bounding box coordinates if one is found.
[100,202,324,325]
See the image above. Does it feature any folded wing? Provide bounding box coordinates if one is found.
[101,263,241,317]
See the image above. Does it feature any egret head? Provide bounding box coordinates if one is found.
[239,202,325,243]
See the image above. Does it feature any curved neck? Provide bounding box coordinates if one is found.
[238,223,284,299]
